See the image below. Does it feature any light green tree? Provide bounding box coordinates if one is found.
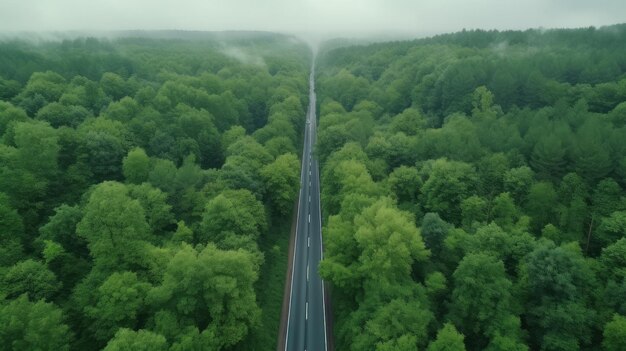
[260,153,300,216]
[148,244,260,349]
[76,181,151,271]
[199,189,266,248]
[603,314,626,351]
[123,147,150,184]
[103,329,167,351]
[427,323,466,351]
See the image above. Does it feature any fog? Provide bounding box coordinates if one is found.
[0,0,624,37]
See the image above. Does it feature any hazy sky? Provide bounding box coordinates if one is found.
[0,0,624,36]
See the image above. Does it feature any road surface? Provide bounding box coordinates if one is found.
[283,61,328,351]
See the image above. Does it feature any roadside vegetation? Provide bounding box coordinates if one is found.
[316,24,626,351]
[0,33,307,350]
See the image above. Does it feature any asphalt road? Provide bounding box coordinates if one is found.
[283,63,328,351]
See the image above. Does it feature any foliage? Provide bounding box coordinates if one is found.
[0,33,309,350]
[0,295,72,351]
[318,24,626,350]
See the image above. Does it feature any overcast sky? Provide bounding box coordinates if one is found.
[0,0,624,37]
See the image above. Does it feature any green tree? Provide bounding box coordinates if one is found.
[602,314,626,351]
[38,204,86,256]
[470,223,535,275]
[570,121,612,182]
[421,212,452,255]
[148,158,177,193]
[264,136,297,158]
[421,158,478,224]
[221,125,246,151]
[14,120,60,179]
[147,244,260,348]
[592,179,623,218]
[172,221,194,243]
[85,272,150,342]
[387,165,422,211]
[100,72,132,101]
[15,71,66,115]
[321,198,429,298]
[260,153,300,216]
[355,199,429,283]
[37,204,91,298]
[530,135,568,180]
[477,153,509,196]
[322,158,380,218]
[503,166,535,204]
[521,242,596,350]
[320,69,370,111]
[351,296,433,351]
[103,96,141,122]
[0,193,24,266]
[0,295,72,351]
[592,211,626,257]
[123,147,150,184]
[103,329,167,351]
[556,173,589,242]
[427,323,467,351]
[79,130,126,181]
[0,102,28,135]
[198,189,266,248]
[491,192,518,228]
[76,181,151,271]
[471,86,497,118]
[36,102,91,128]
[449,253,521,349]
[461,195,488,229]
[128,183,175,238]
[0,77,21,100]
[525,182,558,232]
[390,108,427,136]
[599,238,626,310]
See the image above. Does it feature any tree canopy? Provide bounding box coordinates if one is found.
[318,24,626,351]
[0,33,309,350]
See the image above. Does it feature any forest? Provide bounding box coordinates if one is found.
[0,33,309,350]
[315,24,626,351]
[2,23,626,351]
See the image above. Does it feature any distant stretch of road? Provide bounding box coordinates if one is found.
[283,61,328,351]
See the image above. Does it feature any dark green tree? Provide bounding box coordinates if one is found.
[1,259,60,301]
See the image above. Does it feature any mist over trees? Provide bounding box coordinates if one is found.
[317,24,626,351]
[1,23,626,351]
[0,33,308,350]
